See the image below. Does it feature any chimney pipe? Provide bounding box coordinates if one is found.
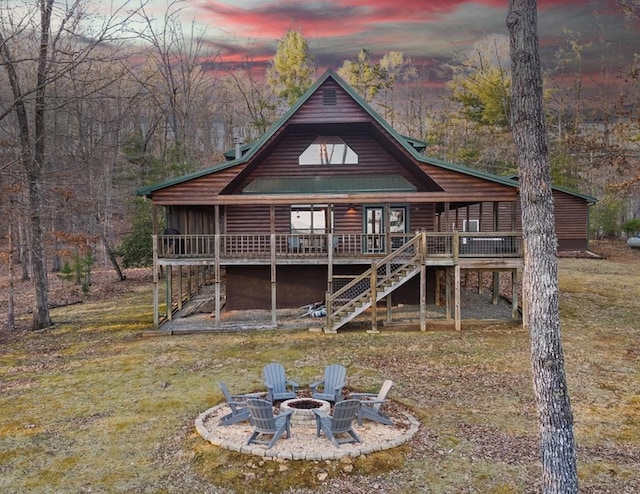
[233,135,243,160]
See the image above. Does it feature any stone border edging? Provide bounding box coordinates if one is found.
[195,403,420,461]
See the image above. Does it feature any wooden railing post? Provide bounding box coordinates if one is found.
[453,230,460,263]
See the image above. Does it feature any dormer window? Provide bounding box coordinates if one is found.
[299,136,358,165]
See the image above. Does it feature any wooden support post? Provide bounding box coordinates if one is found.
[385,258,392,323]
[153,235,159,328]
[271,233,277,327]
[368,262,379,333]
[478,271,482,294]
[493,271,499,305]
[166,265,172,320]
[327,232,333,295]
[453,230,460,263]
[325,291,333,333]
[214,205,221,326]
[444,202,450,232]
[445,268,451,320]
[177,265,183,310]
[512,269,519,320]
[420,263,427,332]
[454,264,461,331]
[420,231,427,332]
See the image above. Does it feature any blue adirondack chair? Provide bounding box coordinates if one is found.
[351,379,394,426]
[310,364,346,402]
[313,398,361,447]
[245,398,293,449]
[262,363,299,402]
[217,382,264,426]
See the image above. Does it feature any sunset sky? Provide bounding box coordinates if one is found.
[136,0,639,81]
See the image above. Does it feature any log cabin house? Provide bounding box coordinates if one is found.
[137,70,596,333]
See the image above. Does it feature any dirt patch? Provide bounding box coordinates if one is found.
[589,239,640,263]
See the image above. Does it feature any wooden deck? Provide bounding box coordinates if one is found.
[154,231,524,267]
[151,231,524,332]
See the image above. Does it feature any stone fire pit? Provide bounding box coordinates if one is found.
[280,398,331,427]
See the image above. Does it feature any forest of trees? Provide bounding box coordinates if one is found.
[0,0,638,330]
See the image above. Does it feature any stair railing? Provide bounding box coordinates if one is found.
[325,233,423,332]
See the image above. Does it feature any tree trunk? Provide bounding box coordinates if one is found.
[28,0,55,330]
[101,232,126,281]
[507,1,578,492]
[7,203,15,331]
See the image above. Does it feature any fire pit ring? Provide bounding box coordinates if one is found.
[280,398,331,428]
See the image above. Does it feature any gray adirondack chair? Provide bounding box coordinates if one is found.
[310,364,346,402]
[351,379,394,426]
[245,398,293,449]
[217,382,264,426]
[312,398,361,447]
[262,363,299,402]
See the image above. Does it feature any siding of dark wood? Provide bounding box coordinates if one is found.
[226,264,437,310]
[226,205,272,233]
[415,162,519,199]
[229,130,427,193]
[151,163,249,205]
[451,191,590,251]
[226,265,328,310]
[225,203,436,234]
[166,206,216,234]
[288,80,372,125]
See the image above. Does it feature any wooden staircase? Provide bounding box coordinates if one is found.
[324,233,423,333]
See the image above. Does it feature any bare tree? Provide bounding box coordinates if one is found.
[507,1,578,492]
[127,0,218,171]
[0,0,140,330]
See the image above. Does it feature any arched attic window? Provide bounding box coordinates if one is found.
[298,136,358,165]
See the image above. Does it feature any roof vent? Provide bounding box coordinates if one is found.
[323,89,337,106]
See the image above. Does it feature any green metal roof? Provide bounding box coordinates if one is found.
[503,174,598,204]
[243,175,417,194]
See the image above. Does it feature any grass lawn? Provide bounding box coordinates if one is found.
[1,248,639,493]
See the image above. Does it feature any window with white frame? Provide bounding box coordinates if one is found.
[291,205,332,234]
[463,219,479,232]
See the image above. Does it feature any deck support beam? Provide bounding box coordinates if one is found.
[214,205,221,326]
[166,265,172,320]
[271,233,277,327]
[445,268,452,320]
[368,261,379,334]
[512,269,519,320]
[454,264,461,331]
[420,263,427,332]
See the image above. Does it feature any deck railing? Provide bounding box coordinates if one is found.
[154,231,523,260]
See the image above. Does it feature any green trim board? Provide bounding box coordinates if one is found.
[243,175,417,194]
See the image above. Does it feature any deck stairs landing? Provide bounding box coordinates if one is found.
[324,233,423,333]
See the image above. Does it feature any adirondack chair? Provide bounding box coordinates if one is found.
[245,398,293,449]
[310,364,346,402]
[262,363,299,402]
[217,382,264,426]
[351,379,394,426]
[312,399,361,447]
